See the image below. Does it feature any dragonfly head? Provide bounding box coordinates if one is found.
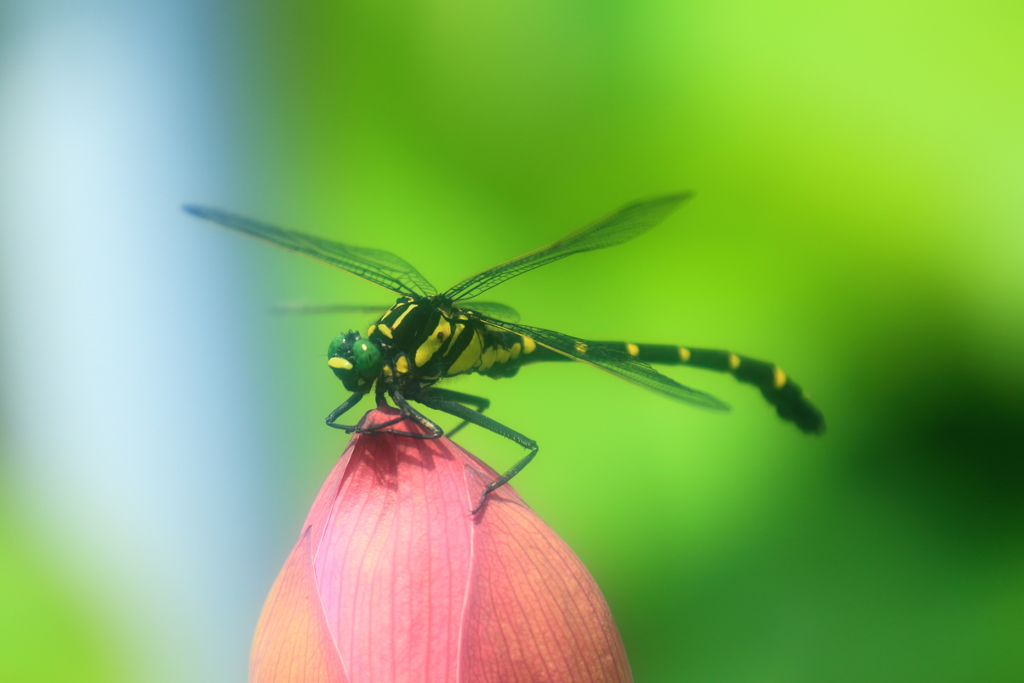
[327,331,382,393]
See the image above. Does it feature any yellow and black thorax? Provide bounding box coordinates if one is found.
[367,296,537,389]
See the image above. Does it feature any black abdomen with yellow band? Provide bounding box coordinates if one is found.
[522,341,825,434]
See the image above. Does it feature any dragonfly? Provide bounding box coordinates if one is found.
[185,194,825,513]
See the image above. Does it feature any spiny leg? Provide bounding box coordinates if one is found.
[375,390,444,439]
[362,379,444,438]
[324,381,414,434]
[327,387,442,439]
[325,392,367,433]
[375,382,387,407]
[425,388,491,437]
[416,393,537,515]
[347,369,444,438]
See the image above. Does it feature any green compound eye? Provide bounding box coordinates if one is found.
[327,331,383,393]
[327,333,348,360]
[351,339,382,377]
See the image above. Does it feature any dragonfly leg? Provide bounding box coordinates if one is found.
[415,393,537,515]
[364,390,443,439]
[325,392,367,433]
[350,385,443,439]
[425,388,491,437]
[375,383,390,409]
[327,386,441,438]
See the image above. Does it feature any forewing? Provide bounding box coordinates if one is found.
[184,205,437,296]
[444,194,690,301]
[455,301,520,323]
[270,302,388,315]
[481,319,729,410]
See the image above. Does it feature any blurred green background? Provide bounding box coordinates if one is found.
[2,0,1023,681]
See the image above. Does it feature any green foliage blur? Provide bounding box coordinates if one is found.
[6,1,1021,681]
[0,470,125,683]
[240,1,1024,680]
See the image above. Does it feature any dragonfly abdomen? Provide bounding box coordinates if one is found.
[448,325,537,378]
[595,342,825,434]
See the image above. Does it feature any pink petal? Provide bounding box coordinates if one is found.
[310,410,475,683]
[460,466,631,682]
[252,407,631,683]
[250,526,349,682]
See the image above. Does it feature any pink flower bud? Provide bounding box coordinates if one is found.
[250,407,632,683]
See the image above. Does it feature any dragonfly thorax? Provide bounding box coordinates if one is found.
[345,295,531,391]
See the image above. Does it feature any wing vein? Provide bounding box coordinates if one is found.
[445,194,690,301]
[184,205,437,296]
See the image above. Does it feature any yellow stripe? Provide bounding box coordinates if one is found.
[679,347,691,362]
[391,304,417,329]
[327,357,352,370]
[625,343,639,357]
[367,324,377,337]
[773,366,787,389]
[396,355,409,373]
[378,324,393,339]
[522,336,537,354]
[442,319,467,356]
[509,342,522,360]
[414,317,451,367]
[728,353,740,370]
[447,330,483,375]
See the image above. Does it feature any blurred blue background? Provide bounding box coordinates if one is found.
[1,1,1022,681]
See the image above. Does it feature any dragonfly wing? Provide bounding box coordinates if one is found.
[456,301,521,323]
[444,194,690,301]
[481,318,729,410]
[270,302,388,315]
[184,205,437,297]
